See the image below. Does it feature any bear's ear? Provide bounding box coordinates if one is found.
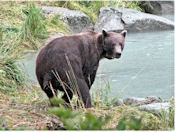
[121,30,127,37]
[102,30,109,37]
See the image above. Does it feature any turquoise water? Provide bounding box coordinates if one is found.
[93,30,174,99]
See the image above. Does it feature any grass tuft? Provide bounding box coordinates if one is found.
[21,4,48,40]
[0,57,25,93]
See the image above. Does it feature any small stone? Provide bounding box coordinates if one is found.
[115,99,123,106]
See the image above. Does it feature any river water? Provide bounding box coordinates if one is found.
[20,15,174,100]
[92,15,174,99]
[93,30,174,99]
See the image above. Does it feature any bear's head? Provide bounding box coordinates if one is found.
[100,30,127,59]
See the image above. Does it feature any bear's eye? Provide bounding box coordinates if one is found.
[119,43,122,46]
[112,43,115,47]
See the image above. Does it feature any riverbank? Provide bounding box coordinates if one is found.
[0,88,174,130]
[0,1,174,130]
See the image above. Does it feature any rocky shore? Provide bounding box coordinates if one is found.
[115,96,173,117]
[40,5,174,34]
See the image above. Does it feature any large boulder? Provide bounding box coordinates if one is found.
[140,1,174,15]
[40,6,93,33]
[94,8,124,32]
[94,7,174,32]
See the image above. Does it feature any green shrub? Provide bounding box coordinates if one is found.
[79,112,110,130]
[117,116,142,130]
[48,106,110,130]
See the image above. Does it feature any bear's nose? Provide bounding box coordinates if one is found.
[116,52,121,56]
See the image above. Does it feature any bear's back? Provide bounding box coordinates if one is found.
[36,31,97,77]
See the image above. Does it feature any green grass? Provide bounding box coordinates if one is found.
[91,79,119,108]
[0,27,2,41]
[0,2,71,98]
[47,14,71,35]
[20,4,48,50]
[21,4,48,39]
[0,57,25,93]
[0,2,71,96]
[0,2,71,56]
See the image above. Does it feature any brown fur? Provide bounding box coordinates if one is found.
[36,30,127,108]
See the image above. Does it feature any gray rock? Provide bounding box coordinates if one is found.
[140,1,174,15]
[123,96,163,106]
[123,97,147,106]
[145,96,163,103]
[95,7,174,32]
[115,99,123,106]
[40,6,93,33]
[139,102,169,115]
[159,1,174,15]
[139,1,162,15]
[94,8,124,32]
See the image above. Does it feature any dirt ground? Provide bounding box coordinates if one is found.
[0,90,64,130]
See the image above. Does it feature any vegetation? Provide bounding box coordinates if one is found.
[0,2,70,56]
[48,95,174,130]
[0,57,25,93]
[91,80,118,108]
[0,1,174,131]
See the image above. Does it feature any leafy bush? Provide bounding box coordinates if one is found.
[79,112,110,130]
[48,106,110,130]
[48,96,110,130]
[117,116,142,130]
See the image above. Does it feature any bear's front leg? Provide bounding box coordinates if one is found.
[77,78,92,108]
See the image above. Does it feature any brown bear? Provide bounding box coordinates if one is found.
[36,30,127,108]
